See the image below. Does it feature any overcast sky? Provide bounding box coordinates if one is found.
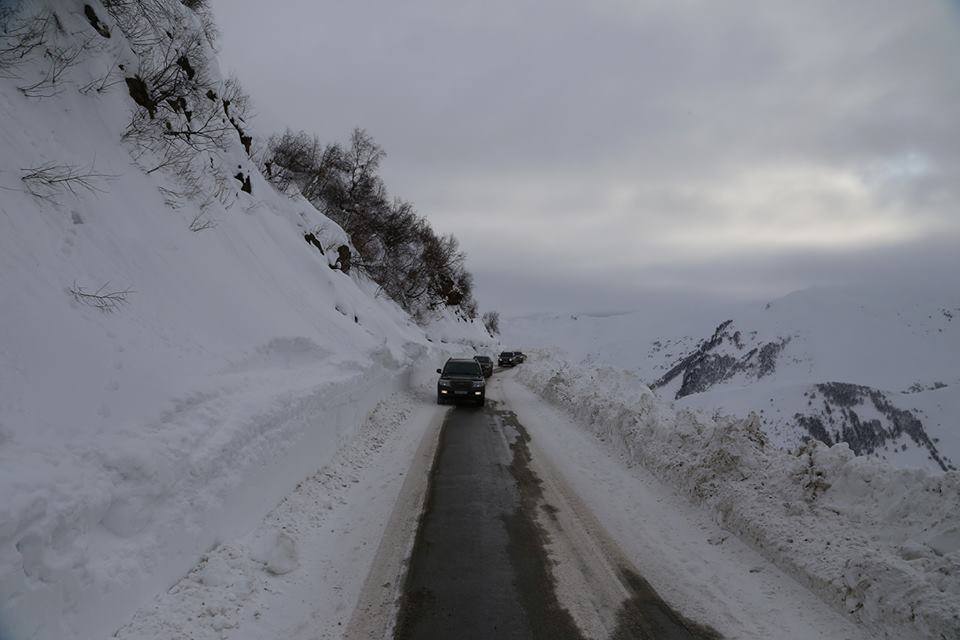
[211,0,960,314]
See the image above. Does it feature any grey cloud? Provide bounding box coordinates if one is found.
[212,0,960,314]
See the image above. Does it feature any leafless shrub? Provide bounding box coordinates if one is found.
[18,34,97,97]
[0,9,53,78]
[79,55,126,95]
[69,281,134,313]
[188,210,215,231]
[482,311,500,336]
[157,184,185,208]
[182,0,218,50]
[117,11,253,205]
[98,0,252,210]
[102,0,180,50]
[222,75,253,153]
[209,169,237,209]
[153,155,229,213]
[0,8,100,96]
[20,161,116,200]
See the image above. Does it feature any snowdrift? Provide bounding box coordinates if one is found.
[0,2,492,638]
[515,352,960,640]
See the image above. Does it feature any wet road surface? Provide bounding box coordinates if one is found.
[393,399,721,640]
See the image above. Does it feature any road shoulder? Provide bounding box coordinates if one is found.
[497,373,872,640]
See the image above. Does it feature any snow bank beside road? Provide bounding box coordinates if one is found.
[114,390,441,640]
[515,352,960,640]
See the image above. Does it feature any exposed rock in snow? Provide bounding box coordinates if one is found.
[651,319,792,398]
[793,382,952,471]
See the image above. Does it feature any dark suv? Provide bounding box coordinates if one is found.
[473,355,493,377]
[498,351,517,367]
[437,358,486,406]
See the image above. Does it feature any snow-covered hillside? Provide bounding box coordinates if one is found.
[503,284,960,471]
[0,2,491,639]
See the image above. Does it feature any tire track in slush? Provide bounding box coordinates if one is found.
[393,399,721,640]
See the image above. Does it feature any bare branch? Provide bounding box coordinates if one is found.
[20,161,116,200]
[188,210,215,232]
[68,281,134,313]
[0,10,54,78]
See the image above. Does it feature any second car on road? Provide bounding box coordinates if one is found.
[473,355,494,377]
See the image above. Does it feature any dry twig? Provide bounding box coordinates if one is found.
[68,281,134,313]
[21,161,116,200]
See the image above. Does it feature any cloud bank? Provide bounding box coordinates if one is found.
[212,0,960,312]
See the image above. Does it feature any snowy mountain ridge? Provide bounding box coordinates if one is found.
[503,284,960,472]
[648,315,954,471]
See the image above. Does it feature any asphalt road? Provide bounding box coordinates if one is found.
[393,389,721,640]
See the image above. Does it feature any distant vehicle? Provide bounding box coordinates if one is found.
[474,355,494,377]
[514,351,526,363]
[498,351,518,367]
[437,358,486,406]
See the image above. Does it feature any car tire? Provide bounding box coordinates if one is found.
[437,395,445,405]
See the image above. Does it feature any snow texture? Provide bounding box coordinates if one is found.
[515,352,960,640]
[113,389,437,640]
[0,2,493,638]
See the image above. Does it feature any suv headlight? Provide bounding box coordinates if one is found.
[439,379,451,387]
[472,380,484,388]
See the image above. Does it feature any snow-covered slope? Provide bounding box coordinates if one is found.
[0,2,491,639]
[503,285,960,471]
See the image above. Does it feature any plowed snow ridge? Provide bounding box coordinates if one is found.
[515,351,960,640]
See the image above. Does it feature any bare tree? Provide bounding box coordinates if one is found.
[482,311,500,336]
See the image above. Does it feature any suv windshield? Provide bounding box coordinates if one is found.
[443,361,481,376]
[500,352,514,357]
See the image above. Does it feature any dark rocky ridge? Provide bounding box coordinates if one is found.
[650,320,790,399]
[795,382,952,471]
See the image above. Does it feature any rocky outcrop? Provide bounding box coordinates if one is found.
[794,382,952,472]
[651,320,790,399]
